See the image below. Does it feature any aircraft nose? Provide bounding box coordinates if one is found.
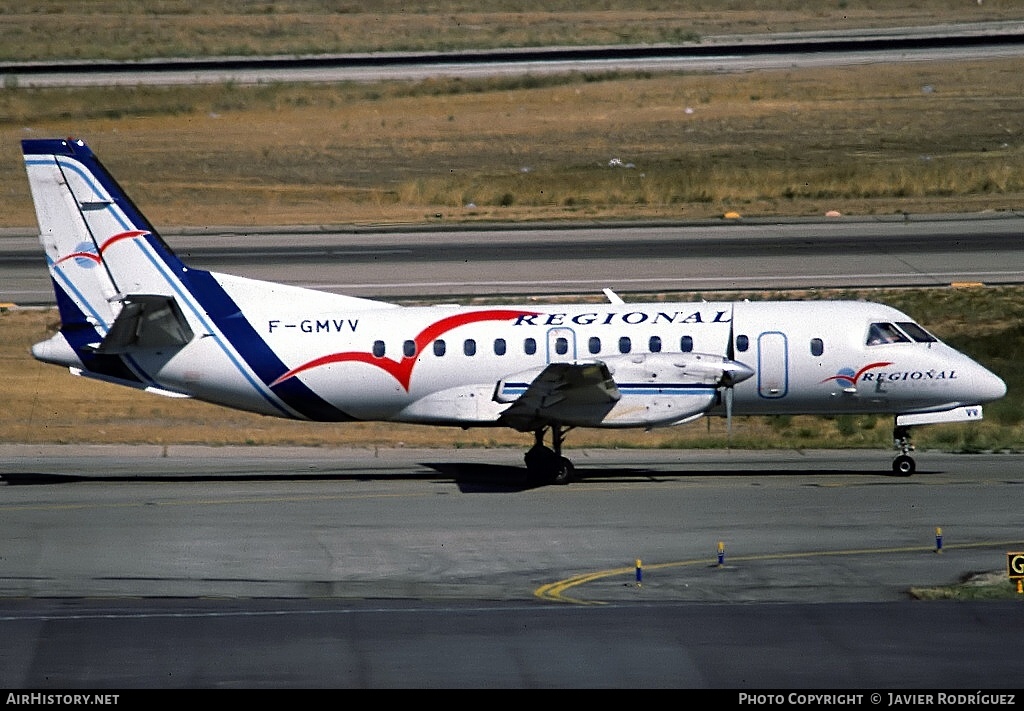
[976,366,1007,403]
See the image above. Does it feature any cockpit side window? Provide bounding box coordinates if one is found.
[866,322,911,346]
[896,321,938,343]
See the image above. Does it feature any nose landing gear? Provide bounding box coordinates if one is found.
[892,424,916,476]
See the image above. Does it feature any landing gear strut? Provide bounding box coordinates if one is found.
[892,424,916,476]
[524,425,575,484]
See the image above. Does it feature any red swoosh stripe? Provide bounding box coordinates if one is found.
[270,308,538,391]
[54,250,101,266]
[100,230,149,252]
[53,231,149,267]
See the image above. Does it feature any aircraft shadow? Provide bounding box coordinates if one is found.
[0,464,928,491]
[428,463,929,491]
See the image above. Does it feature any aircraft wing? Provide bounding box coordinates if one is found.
[495,361,621,431]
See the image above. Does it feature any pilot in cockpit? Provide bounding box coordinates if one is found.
[867,322,910,346]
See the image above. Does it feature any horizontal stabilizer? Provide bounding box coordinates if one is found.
[91,294,194,354]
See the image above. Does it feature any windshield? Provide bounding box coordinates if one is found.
[896,321,938,343]
[866,322,910,346]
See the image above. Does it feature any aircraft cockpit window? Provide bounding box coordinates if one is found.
[896,321,938,343]
[866,322,911,346]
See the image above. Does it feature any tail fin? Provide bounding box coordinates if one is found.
[23,138,193,390]
[23,138,188,327]
[22,137,369,419]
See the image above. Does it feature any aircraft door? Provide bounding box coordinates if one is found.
[546,327,577,362]
[757,331,788,398]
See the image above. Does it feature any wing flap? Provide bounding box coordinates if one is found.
[496,361,621,431]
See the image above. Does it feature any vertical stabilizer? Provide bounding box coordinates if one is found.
[21,138,359,418]
[22,138,188,335]
[22,138,194,390]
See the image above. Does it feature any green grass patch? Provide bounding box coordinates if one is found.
[910,571,1024,601]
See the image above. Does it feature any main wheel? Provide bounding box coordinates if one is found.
[551,457,575,485]
[525,444,557,475]
[892,454,916,476]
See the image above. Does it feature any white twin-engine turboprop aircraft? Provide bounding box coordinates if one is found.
[22,138,1006,483]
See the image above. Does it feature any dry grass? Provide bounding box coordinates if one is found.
[2,1,1020,61]
[1,4,1023,228]
[2,58,1023,228]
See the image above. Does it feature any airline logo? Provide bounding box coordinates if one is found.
[822,362,893,387]
[57,241,101,269]
[823,362,961,388]
[53,231,149,269]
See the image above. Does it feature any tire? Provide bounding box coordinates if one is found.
[551,457,575,485]
[892,455,916,476]
[524,445,555,474]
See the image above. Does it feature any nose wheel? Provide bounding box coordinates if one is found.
[892,424,916,476]
[524,425,575,484]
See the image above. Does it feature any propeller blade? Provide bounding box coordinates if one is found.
[726,385,734,442]
[724,308,738,443]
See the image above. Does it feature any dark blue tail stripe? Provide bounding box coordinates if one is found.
[27,138,356,422]
[182,267,357,422]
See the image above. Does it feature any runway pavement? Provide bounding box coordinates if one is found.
[2,445,1021,604]
[4,445,1023,688]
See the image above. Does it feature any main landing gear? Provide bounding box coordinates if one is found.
[524,425,575,484]
[892,424,916,476]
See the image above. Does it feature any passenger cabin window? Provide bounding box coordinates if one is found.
[433,339,446,357]
[680,335,693,352]
[464,339,476,356]
[896,322,938,343]
[524,338,537,355]
[810,338,824,357]
[588,336,601,355]
[403,340,416,358]
[372,340,385,357]
[494,338,507,356]
[618,336,631,354]
[735,335,749,352]
[866,322,911,346]
[649,336,662,353]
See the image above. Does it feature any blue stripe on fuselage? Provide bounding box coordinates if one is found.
[182,269,358,422]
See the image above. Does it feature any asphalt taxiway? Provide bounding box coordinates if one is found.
[3,446,1022,688]
[2,445,1021,603]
